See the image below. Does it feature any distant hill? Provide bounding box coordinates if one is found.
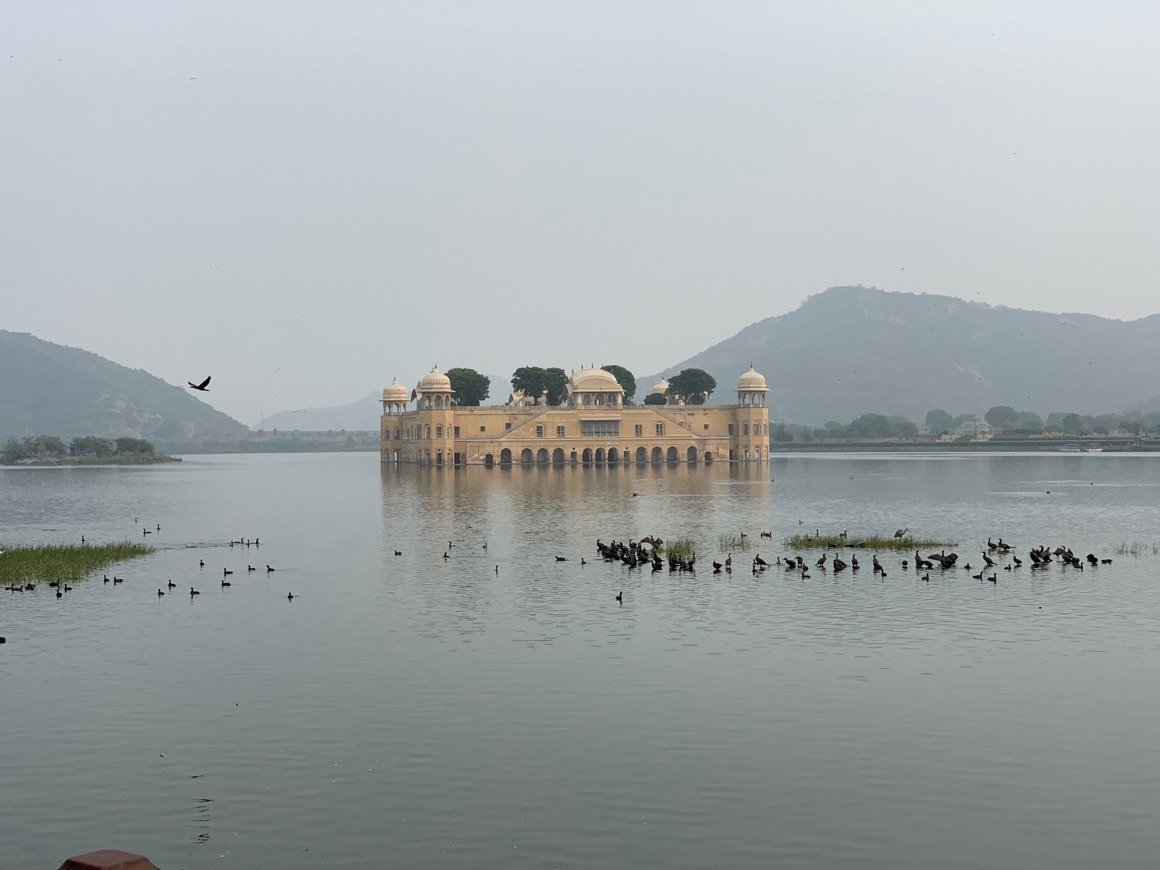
[257,375,513,431]
[643,286,1160,426]
[256,392,382,432]
[0,330,248,441]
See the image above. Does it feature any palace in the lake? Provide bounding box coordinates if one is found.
[380,366,770,466]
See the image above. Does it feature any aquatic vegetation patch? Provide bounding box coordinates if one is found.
[662,538,697,558]
[782,533,957,552]
[1113,542,1159,557]
[717,534,753,552]
[0,542,154,585]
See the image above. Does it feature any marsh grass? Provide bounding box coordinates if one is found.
[662,538,697,559]
[0,542,154,585]
[717,534,753,552]
[782,533,957,552]
[1113,542,1159,557]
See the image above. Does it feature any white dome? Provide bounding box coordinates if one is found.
[568,367,624,393]
[417,366,452,392]
[382,378,408,402]
[650,378,669,395]
[737,366,768,391]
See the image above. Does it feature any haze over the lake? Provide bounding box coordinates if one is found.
[4,2,1158,424]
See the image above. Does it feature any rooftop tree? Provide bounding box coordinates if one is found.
[446,368,491,406]
[511,366,568,406]
[601,364,636,403]
[666,368,716,405]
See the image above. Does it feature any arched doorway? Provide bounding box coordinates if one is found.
[651,447,662,463]
[570,450,578,465]
[704,451,713,463]
[436,450,444,467]
[520,448,534,465]
[552,448,565,465]
[536,448,549,464]
[636,446,647,464]
[595,448,606,464]
[608,448,619,464]
[687,446,697,463]
[500,448,512,466]
[582,448,593,464]
[484,453,494,467]
[666,446,679,462]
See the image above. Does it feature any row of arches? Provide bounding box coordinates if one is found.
[482,446,715,466]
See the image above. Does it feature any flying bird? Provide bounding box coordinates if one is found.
[188,376,211,391]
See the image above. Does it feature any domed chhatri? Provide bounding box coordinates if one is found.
[382,378,408,402]
[417,366,452,392]
[565,367,625,409]
[737,365,768,392]
[381,365,770,468]
[650,378,670,396]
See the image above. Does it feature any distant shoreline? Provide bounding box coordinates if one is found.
[772,439,1158,453]
[1,455,181,466]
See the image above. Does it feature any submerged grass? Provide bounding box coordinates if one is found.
[1113,542,1159,557]
[662,538,697,559]
[717,534,753,552]
[0,542,154,585]
[782,532,957,552]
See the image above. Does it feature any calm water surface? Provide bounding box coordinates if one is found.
[2,452,1160,869]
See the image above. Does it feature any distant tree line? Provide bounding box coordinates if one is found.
[2,436,158,463]
[769,405,1160,443]
[925,406,1160,437]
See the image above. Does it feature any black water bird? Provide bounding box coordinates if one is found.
[158,589,165,596]
[555,556,566,562]
[199,560,204,568]
[167,579,176,588]
[287,592,294,601]
[223,568,233,576]
[248,565,256,572]
[113,576,124,584]
[266,565,275,572]
[221,578,231,587]
[190,587,200,596]
[615,591,623,604]
[188,375,211,391]
[921,572,930,582]
[394,550,401,556]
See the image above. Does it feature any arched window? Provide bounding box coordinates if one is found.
[436,425,443,438]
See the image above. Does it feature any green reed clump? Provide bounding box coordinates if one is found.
[717,534,753,552]
[0,542,154,585]
[662,538,697,559]
[782,532,957,552]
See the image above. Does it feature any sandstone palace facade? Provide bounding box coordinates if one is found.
[380,366,770,467]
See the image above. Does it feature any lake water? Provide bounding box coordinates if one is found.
[3,452,1160,869]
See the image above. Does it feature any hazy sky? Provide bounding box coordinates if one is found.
[4,2,1158,424]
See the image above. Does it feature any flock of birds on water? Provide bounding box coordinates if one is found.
[3,514,1120,621]
[391,524,1117,608]
[579,532,1115,603]
[3,517,292,602]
